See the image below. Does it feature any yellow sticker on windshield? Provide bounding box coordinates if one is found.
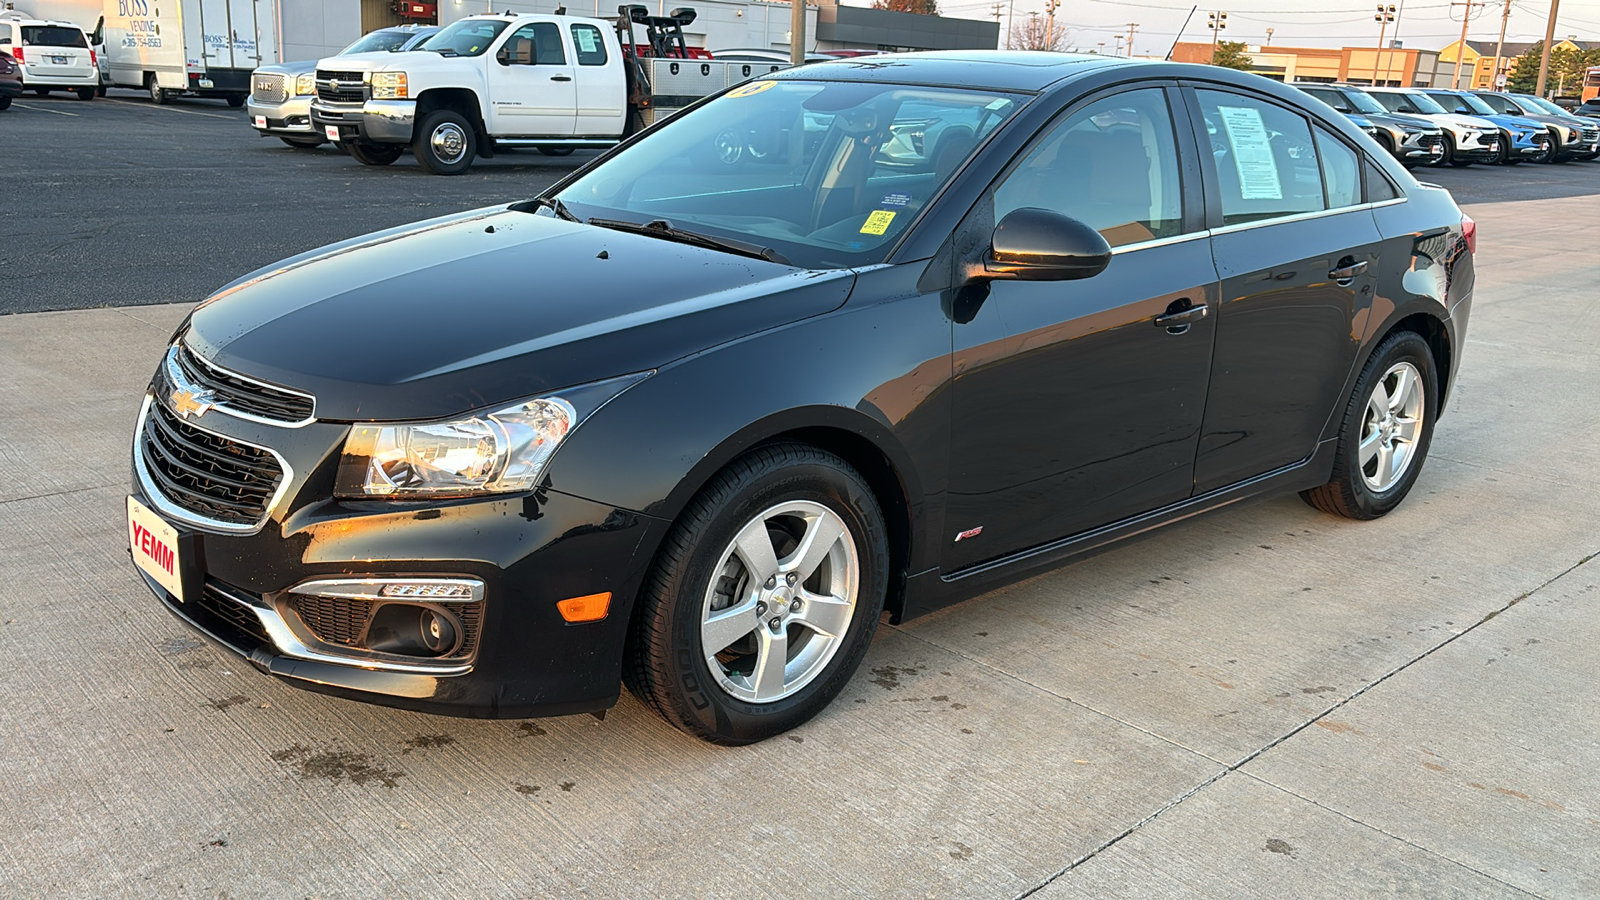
[727,80,776,98]
[860,210,896,235]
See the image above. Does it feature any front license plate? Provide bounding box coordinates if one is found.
[253,114,267,128]
[325,125,340,141]
[128,496,184,602]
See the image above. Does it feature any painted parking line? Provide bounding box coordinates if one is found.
[14,103,81,117]
[106,98,239,121]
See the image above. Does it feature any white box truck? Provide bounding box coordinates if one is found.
[99,0,274,104]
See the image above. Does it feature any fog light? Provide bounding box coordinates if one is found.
[367,603,462,657]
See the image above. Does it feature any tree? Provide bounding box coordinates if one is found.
[1008,14,1066,52]
[1504,42,1542,94]
[1210,40,1253,71]
[871,0,939,14]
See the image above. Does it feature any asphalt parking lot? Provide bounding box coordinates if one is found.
[3,90,1599,898]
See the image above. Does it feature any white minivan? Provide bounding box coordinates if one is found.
[0,13,98,100]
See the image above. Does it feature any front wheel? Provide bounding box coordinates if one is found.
[536,145,574,156]
[225,93,245,108]
[346,140,404,166]
[0,95,11,110]
[279,135,326,149]
[625,443,890,745]
[412,109,476,175]
[33,87,51,95]
[1301,331,1438,520]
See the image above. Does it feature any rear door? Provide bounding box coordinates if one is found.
[1186,86,1384,493]
[943,85,1218,570]
[488,20,577,136]
[21,24,94,82]
[568,21,624,136]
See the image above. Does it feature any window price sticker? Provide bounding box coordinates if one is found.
[860,210,896,235]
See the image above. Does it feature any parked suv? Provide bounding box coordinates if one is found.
[1576,98,1600,119]
[0,49,21,109]
[1473,91,1600,160]
[0,14,98,100]
[249,25,440,149]
[1420,88,1552,164]
[1363,86,1500,166]
[1295,82,1445,166]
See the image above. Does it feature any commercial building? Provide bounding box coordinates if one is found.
[1170,41,1459,88]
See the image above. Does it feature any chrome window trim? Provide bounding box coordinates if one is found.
[167,341,318,428]
[132,394,295,536]
[242,581,478,676]
[1110,230,1210,255]
[1207,198,1408,238]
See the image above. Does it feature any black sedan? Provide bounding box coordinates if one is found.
[128,51,1475,744]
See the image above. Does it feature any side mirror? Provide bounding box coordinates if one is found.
[495,46,512,66]
[983,208,1112,282]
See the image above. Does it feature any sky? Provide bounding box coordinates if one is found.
[901,0,1600,58]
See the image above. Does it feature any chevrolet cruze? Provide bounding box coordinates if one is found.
[128,51,1475,744]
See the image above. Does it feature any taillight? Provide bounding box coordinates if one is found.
[90,49,98,66]
[10,46,21,63]
[1461,214,1477,254]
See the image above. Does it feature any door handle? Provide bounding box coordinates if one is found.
[550,75,573,82]
[1329,258,1368,284]
[1153,301,1208,333]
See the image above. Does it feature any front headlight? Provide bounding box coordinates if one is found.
[294,72,315,96]
[371,71,408,100]
[335,373,649,499]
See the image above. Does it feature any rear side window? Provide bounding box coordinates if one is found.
[994,88,1187,247]
[570,24,606,66]
[1476,93,1517,114]
[1364,159,1399,201]
[1314,127,1360,209]
[1197,89,1323,226]
[22,25,87,47]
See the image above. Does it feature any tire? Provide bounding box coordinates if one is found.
[96,85,106,97]
[625,443,890,745]
[76,87,95,101]
[412,109,476,175]
[0,95,10,111]
[33,87,50,95]
[346,141,404,166]
[147,76,168,105]
[278,135,325,149]
[1430,135,1453,167]
[536,146,574,156]
[1301,330,1438,520]
[225,93,245,108]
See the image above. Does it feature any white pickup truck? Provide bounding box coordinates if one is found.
[309,9,785,175]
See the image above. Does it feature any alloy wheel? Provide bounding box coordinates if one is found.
[700,500,858,703]
[430,122,468,165]
[1360,361,1425,493]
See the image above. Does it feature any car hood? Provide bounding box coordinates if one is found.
[1438,113,1497,131]
[253,60,317,77]
[315,49,440,74]
[1370,111,1438,131]
[182,207,856,421]
[1482,113,1544,131]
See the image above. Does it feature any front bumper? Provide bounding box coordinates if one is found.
[1453,133,1500,162]
[311,99,417,144]
[1397,132,1445,162]
[1504,130,1552,158]
[247,95,317,135]
[129,389,668,719]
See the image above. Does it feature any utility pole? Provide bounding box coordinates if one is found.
[1264,27,1274,46]
[1374,5,1396,86]
[790,0,805,67]
[1450,0,1485,89]
[1045,0,1060,50]
[1124,22,1139,57]
[1489,0,1512,88]
[1535,0,1560,96]
[1208,10,1227,64]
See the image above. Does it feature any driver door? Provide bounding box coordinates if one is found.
[488,21,577,137]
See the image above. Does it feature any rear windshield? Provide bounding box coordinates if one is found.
[22,26,87,47]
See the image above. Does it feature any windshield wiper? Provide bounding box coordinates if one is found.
[585,217,791,265]
[532,196,580,222]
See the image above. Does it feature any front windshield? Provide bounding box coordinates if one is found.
[420,19,507,57]
[1343,88,1389,115]
[552,80,1024,269]
[1404,92,1449,114]
[1524,95,1567,115]
[342,30,412,55]
[1452,92,1498,116]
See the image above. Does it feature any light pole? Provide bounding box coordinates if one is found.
[1208,11,1227,64]
[1535,0,1561,97]
[1374,5,1396,86]
[1264,27,1274,46]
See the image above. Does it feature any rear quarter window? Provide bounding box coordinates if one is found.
[570,24,606,66]
[22,26,88,48]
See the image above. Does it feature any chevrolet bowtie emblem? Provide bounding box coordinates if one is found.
[329,79,341,90]
[170,387,216,419]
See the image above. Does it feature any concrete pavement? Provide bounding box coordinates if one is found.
[1,195,1596,898]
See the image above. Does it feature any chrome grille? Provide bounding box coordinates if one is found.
[315,69,366,104]
[251,73,286,103]
[140,399,284,527]
[168,343,315,426]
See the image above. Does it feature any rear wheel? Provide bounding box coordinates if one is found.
[225,93,245,108]
[626,443,889,745]
[413,109,476,175]
[146,76,168,105]
[346,141,404,166]
[279,135,326,149]
[1301,331,1438,520]
[536,146,574,156]
[33,87,50,95]
[76,87,95,101]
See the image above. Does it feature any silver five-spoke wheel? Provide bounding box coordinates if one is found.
[701,500,859,703]
[1359,361,1424,493]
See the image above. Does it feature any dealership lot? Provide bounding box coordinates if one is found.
[3,91,1599,897]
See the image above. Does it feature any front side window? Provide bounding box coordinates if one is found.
[1300,87,1350,113]
[993,88,1186,247]
[1197,89,1324,226]
[1474,93,1518,114]
[570,24,606,66]
[502,22,565,65]
[1341,88,1391,116]
[420,19,508,58]
[553,81,1023,269]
